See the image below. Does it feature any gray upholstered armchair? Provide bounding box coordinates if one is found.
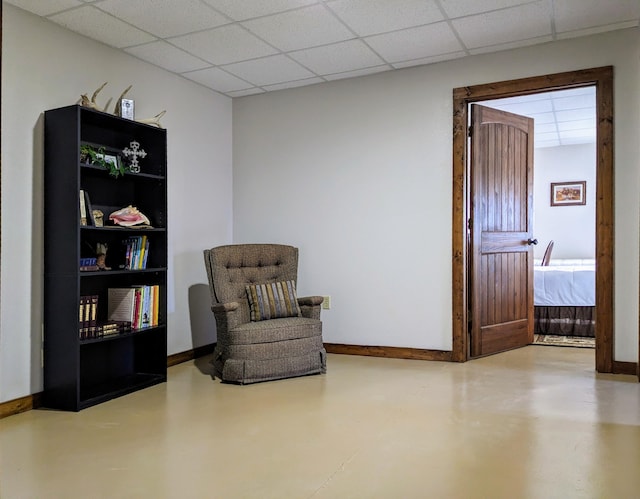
[203,244,326,384]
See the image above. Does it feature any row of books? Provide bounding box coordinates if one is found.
[107,285,160,330]
[123,235,150,270]
[80,257,98,271]
[78,295,131,339]
[79,189,98,226]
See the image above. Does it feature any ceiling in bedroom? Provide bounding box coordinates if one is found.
[6,0,634,146]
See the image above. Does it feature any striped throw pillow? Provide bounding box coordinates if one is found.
[246,280,301,321]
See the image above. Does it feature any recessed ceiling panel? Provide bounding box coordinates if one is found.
[554,0,640,33]
[203,0,318,21]
[452,2,552,48]
[289,39,385,75]
[125,41,210,73]
[6,0,83,16]
[170,25,278,65]
[49,5,156,48]
[365,22,463,63]
[97,0,229,38]
[223,55,316,86]
[326,0,444,36]
[242,5,353,51]
[182,67,253,93]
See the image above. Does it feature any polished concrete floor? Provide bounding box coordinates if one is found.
[1,346,639,498]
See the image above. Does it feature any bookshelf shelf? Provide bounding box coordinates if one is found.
[44,105,168,412]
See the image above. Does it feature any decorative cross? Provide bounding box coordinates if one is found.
[122,140,147,173]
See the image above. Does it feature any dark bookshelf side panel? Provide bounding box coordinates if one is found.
[44,107,82,276]
[43,273,80,410]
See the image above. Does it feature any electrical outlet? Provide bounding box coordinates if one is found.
[322,296,331,310]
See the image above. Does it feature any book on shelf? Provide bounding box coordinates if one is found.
[84,190,95,226]
[80,257,99,271]
[122,235,150,270]
[79,189,87,226]
[108,285,159,329]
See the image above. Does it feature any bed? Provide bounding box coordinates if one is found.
[534,259,595,337]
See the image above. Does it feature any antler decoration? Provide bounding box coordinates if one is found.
[137,110,166,128]
[80,82,109,111]
[113,85,133,116]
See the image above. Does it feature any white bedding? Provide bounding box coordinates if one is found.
[534,264,595,306]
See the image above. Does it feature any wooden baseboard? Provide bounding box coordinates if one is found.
[0,344,217,420]
[167,343,215,367]
[611,360,638,376]
[324,343,453,362]
[0,393,41,419]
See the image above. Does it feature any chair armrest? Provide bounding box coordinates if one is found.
[210,301,245,331]
[211,301,240,313]
[298,295,323,320]
[297,295,324,307]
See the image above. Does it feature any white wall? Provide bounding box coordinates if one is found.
[233,28,640,361]
[0,5,233,402]
[533,144,596,260]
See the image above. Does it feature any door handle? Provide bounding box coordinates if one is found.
[527,238,538,246]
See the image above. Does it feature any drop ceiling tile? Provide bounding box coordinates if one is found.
[529,112,556,125]
[491,99,553,115]
[323,65,390,81]
[6,0,83,16]
[534,122,558,134]
[125,41,210,73]
[554,0,640,33]
[242,5,353,51]
[48,5,156,48]
[452,2,551,49]
[223,55,316,86]
[289,39,384,75]
[326,0,443,36]
[170,25,278,65]
[552,94,595,111]
[96,0,229,38]
[560,129,596,140]
[391,51,467,69]
[182,67,252,93]
[263,77,325,91]
[365,22,463,63]
[202,0,318,21]
[550,87,595,99]
[439,0,533,18]
[468,35,553,54]
[556,21,638,40]
[227,88,266,98]
[555,108,596,122]
[556,119,595,132]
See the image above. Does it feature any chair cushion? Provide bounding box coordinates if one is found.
[246,280,301,321]
[228,317,322,345]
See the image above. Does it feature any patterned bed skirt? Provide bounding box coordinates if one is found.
[534,306,595,337]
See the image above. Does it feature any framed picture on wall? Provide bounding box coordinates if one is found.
[550,181,586,206]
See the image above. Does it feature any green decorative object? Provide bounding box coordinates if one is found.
[79,144,128,178]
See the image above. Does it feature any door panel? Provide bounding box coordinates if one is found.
[470,104,534,358]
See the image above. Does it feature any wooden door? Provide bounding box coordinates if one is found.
[469,104,534,358]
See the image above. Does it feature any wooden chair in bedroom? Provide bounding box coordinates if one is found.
[541,240,554,266]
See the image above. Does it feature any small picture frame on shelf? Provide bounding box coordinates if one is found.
[98,153,119,169]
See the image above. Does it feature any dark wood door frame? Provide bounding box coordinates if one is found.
[452,66,614,372]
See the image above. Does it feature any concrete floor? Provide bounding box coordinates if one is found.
[1,346,639,498]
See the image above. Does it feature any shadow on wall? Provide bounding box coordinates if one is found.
[188,283,217,348]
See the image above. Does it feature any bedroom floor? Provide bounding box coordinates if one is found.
[1,346,639,498]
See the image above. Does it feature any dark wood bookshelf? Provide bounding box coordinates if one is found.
[43,105,168,411]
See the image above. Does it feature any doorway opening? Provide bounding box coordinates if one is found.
[483,88,596,351]
[451,67,614,372]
